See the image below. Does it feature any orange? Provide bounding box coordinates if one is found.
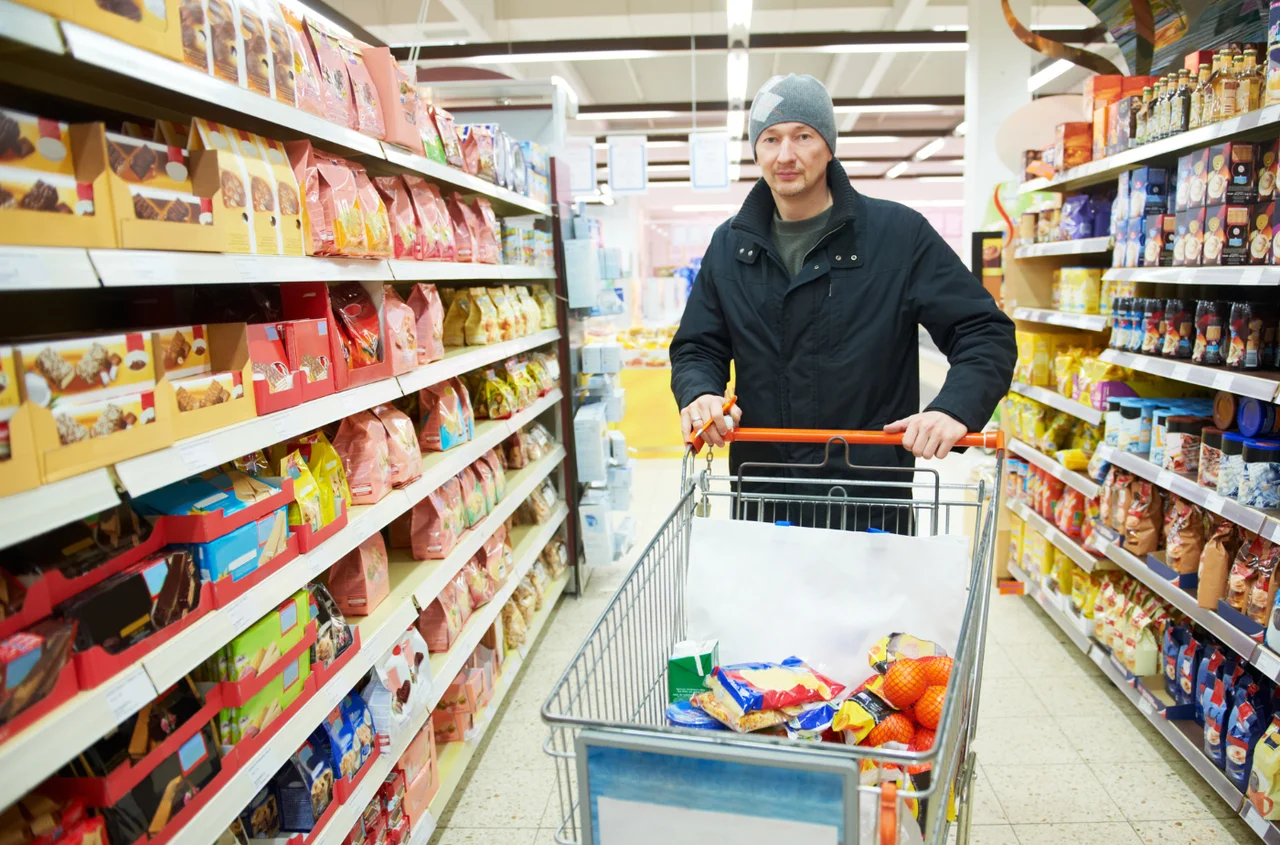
[863,712,915,747]
[913,685,946,730]
[908,727,935,774]
[919,656,953,688]
[882,659,927,709]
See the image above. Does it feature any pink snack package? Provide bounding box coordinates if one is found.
[418,381,469,452]
[451,377,475,439]
[341,37,385,139]
[371,402,422,486]
[333,410,393,505]
[373,176,419,260]
[481,448,506,499]
[445,192,474,263]
[306,19,356,129]
[478,525,508,588]
[473,457,495,515]
[402,176,446,261]
[469,198,501,265]
[381,285,418,376]
[430,105,465,170]
[280,5,326,118]
[329,531,390,617]
[451,570,473,624]
[406,283,445,365]
[418,580,462,653]
[407,488,456,560]
[462,558,494,607]
[426,183,457,260]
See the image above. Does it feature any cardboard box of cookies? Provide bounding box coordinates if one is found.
[279,282,393,393]
[10,0,185,63]
[246,322,303,415]
[281,318,334,402]
[0,346,41,497]
[154,323,256,441]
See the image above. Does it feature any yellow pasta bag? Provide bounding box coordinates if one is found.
[443,290,471,347]
[466,287,500,345]
[280,450,322,532]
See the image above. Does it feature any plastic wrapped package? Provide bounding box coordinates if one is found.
[457,466,485,527]
[373,177,418,260]
[541,539,569,579]
[339,37,385,139]
[504,430,529,469]
[1165,497,1206,575]
[479,526,508,589]
[402,176,453,261]
[406,283,445,364]
[280,6,326,118]
[501,599,527,650]
[442,289,470,347]
[305,19,356,129]
[473,367,516,420]
[446,194,479,263]
[371,403,421,487]
[513,577,536,623]
[530,285,556,328]
[514,286,542,333]
[418,580,463,653]
[331,282,381,367]
[418,380,470,452]
[526,423,553,460]
[462,558,495,607]
[328,532,389,617]
[381,286,417,376]
[474,458,496,514]
[466,288,500,345]
[315,158,367,256]
[352,168,392,258]
[404,489,455,560]
[333,411,393,505]
[481,449,506,501]
[470,198,501,264]
[415,99,447,165]
[486,288,517,342]
[450,570,473,624]
[516,478,558,525]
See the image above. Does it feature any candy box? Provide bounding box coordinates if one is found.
[1226,142,1258,205]
[223,650,310,747]
[238,784,281,838]
[341,694,375,768]
[1143,213,1176,267]
[362,46,421,153]
[316,704,361,780]
[1207,144,1233,206]
[222,590,308,683]
[431,709,469,744]
[246,322,301,414]
[1188,148,1210,209]
[396,726,433,785]
[99,724,221,845]
[1176,154,1194,212]
[180,505,288,585]
[184,119,272,255]
[155,326,211,380]
[1255,201,1278,265]
[18,333,156,408]
[279,281,393,392]
[668,639,719,704]
[133,469,284,538]
[65,675,205,778]
[1258,139,1279,200]
[1124,221,1143,268]
[1203,205,1228,265]
[401,763,438,829]
[277,737,334,832]
[1129,166,1168,219]
[245,133,305,257]
[280,318,334,402]
[1224,205,1252,266]
[0,619,75,728]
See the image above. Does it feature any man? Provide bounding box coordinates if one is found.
[670,73,1016,530]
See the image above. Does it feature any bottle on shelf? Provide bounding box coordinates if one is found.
[1153,77,1170,140]
[1237,47,1262,115]
[1160,72,1179,137]
[1189,62,1210,130]
[1197,57,1218,127]
[1137,85,1152,145]
[1211,49,1239,123]
[1169,69,1191,136]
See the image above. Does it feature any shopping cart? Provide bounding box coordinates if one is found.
[542,427,1003,845]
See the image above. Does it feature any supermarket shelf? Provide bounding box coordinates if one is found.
[380,143,552,217]
[429,552,570,821]
[396,329,560,394]
[91,250,392,287]
[0,0,63,53]
[1006,499,1105,573]
[1018,104,1280,194]
[1011,308,1110,332]
[1008,438,1100,499]
[0,246,100,290]
[1009,382,1104,425]
[1008,561,1094,653]
[1097,349,1280,402]
[1012,237,1112,259]
[0,468,119,552]
[1102,266,1280,286]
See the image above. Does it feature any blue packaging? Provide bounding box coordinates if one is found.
[1226,681,1269,791]
[1060,195,1094,240]
[1091,195,1113,237]
[278,736,334,832]
[1219,432,1250,498]
[1204,674,1233,768]
[1130,166,1169,218]
[1194,646,1226,726]
[340,694,375,767]
[665,700,728,731]
[1239,398,1280,438]
[1163,625,1188,700]
[1176,635,1202,708]
[134,470,282,521]
[180,505,289,584]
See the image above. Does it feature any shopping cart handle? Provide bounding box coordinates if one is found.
[687,427,1004,453]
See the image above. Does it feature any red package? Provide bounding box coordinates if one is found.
[333,410,393,504]
[457,125,480,176]
[381,286,418,376]
[331,282,381,367]
[405,489,454,560]
[451,377,474,438]
[430,105,465,170]
[451,570,473,623]
[417,381,469,452]
[374,176,419,259]
[341,37,385,139]
[353,168,392,258]
[481,448,506,497]
[462,557,495,607]
[329,532,390,617]
[469,198,501,265]
[445,192,474,263]
[1055,488,1085,538]
[372,402,421,486]
[457,465,484,527]
[478,525,507,588]
[403,176,446,261]
[474,457,495,514]
[426,183,457,260]
[462,125,497,182]
[281,6,325,118]
[406,283,444,365]
[306,19,356,129]
[418,580,462,653]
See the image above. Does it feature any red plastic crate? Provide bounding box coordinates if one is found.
[208,532,302,609]
[160,477,296,544]
[216,622,319,708]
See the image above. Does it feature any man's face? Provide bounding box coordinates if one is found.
[755,122,833,199]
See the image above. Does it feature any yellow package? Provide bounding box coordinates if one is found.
[1059,267,1102,314]
[299,431,350,525]
[1051,267,1063,310]
[488,287,518,342]
[1020,402,1048,447]
[280,450,322,532]
[477,367,517,419]
[1022,529,1047,578]
[443,291,471,348]
[1054,347,1082,397]
[867,634,945,673]
[515,286,542,333]
[1041,411,1074,453]
[531,284,556,327]
[1009,514,1025,569]
[1055,553,1077,599]
[1071,570,1096,616]
[1054,448,1090,471]
[503,358,536,408]
[1247,718,1280,819]
[502,285,527,338]
[466,287,500,345]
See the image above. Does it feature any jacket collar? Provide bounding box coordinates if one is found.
[730,158,860,242]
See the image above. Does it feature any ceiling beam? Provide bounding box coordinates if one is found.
[843,0,931,131]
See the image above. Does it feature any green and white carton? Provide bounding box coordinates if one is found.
[668,639,719,703]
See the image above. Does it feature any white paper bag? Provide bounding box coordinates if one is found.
[684,517,971,688]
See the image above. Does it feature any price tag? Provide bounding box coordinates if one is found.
[246,750,278,792]
[1090,646,1107,668]
[1244,804,1271,838]
[232,255,265,284]
[226,594,259,632]
[1213,372,1234,390]
[178,439,218,473]
[1137,695,1156,716]
[1242,267,1264,286]
[342,391,368,417]
[105,670,155,722]
[1156,470,1175,490]
[1171,364,1191,383]
[269,411,295,443]
[1255,648,1280,682]
[1204,493,1226,514]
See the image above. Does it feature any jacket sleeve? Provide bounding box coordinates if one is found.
[908,214,1017,432]
[670,245,733,410]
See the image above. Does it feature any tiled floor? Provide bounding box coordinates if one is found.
[428,458,1258,845]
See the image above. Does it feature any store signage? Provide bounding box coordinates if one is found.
[563,137,597,195]
[607,135,648,195]
[690,132,730,191]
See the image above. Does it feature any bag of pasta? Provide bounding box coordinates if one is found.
[466,287,500,345]
[531,284,556,327]
[442,288,471,347]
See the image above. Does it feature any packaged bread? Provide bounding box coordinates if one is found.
[381,286,418,376]
[333,411,392,505]
[466,288,500,345]
[406,283,445,364]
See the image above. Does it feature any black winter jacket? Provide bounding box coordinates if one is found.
[669,160,1016,526]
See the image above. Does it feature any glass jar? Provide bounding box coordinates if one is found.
[1219,432,1248,498]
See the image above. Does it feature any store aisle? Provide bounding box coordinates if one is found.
[429,458,1257,845]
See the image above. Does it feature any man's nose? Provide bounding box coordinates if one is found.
[777,141,797,162]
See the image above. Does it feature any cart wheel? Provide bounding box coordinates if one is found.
[880,782,897,845]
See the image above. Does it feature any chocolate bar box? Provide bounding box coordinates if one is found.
[57,550,198,655]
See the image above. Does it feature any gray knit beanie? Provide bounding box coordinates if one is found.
[748,74,837,161]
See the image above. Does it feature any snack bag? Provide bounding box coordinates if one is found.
[691,691,794,734]
[1199,517,1241,610]
[1248,715,1280,819]
[709,657,843,714]
[531,284,557,327]
[457,122,480,175]
[450,570,473,623]
[451,376,475,439]
[502,285,527,338]
[1228,682,1269,791]
[418,381,469,452]
[408,489,456,560]
[429,106,465,170]
[1177,634,1202,707]
[1249,542,1280,625]
[328,532,389,617]
[463,288,498,345]
[488,288,517,342]
[1123,479,1162,556]
[292,431,351,525]
[504,430,529,469]
[306,20,356,128]
[470,198,501,264]
[371,403,421,487]
[515,286,542,333]
[1227,534,1270,611]
[457,466,484,527]
[1196,647,1227,727]
[462,558,495,607]
[415,99,447,165]
[380,286,418,375]
[333,411,392,505]
[1166,498,1206,575]
[340,38,385,139]
[373,176,418,260]
[832,676,897,744]
[353,168,392,258]
[446,193,477,263]
[331,282,381,367]
[406,283,445,364]
[280,450,322,532]
[474,458,496,514]
[428,183,458,259]
[481,449,507,501]
[476,368,516,419]
[313,158,366,256]
[418,580,463,653]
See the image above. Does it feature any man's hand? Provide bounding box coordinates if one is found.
[884,411,968,459]
[680,393,742,448]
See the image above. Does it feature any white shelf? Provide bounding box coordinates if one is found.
[1102,266,1280,286]
[380,143,552,217]
[0,246,100,290]
[1097,349,1280,402]
[0,468,120,552]
[1009,382,1104,425]
[1013,237,1112,259]
[1008,439,1100,499]
[395,330,559,395]
[0,0,64,53]
[91,250,392,287]
[1007,500,1106,573]
[1018,104,1280,194]
[1011,308,1110,332]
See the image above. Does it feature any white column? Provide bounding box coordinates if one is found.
[964,0,1033,263]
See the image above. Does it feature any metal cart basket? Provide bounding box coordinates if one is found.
[542,428,1003,845]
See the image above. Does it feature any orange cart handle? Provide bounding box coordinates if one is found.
[688,425,1003,453]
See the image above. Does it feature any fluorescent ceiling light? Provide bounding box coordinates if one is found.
[673,203,739,212]
[913,138,946,161]
[576,110,682,120]
[833,104,946,114]
[816,43,967,54]
[452,49,663,64]
[726,106,746,139]
[727,0,753,30]
[885,162,908,179]
[953,121,968,136]
[726,51,749,101]
[1028,59,1073,92]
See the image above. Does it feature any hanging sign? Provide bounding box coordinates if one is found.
[563,137,598,195]
[689,132,730,191]
[607,135,648,195]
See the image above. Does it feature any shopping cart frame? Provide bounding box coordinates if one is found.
[542,428,1004,845]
